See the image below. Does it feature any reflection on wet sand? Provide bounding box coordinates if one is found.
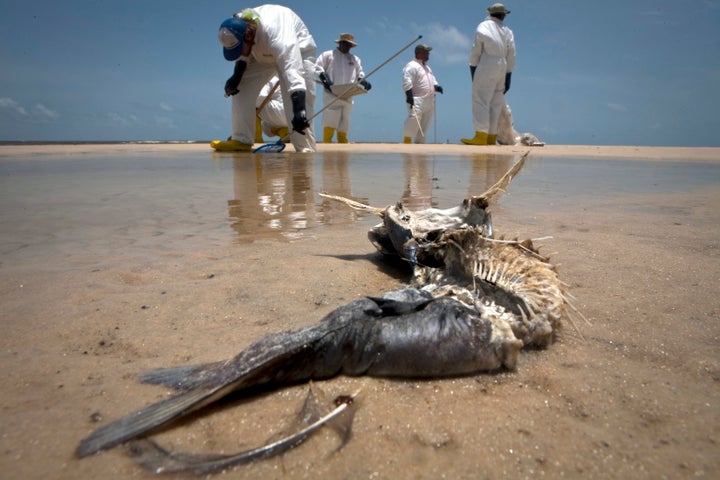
[317,151,369,226]
[401,154,435,211]
[228,155,315,242]
[468,154,514,195]
[227,152,520,242]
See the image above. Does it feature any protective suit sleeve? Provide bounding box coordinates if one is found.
[505,30,516,73]
[468,30,484,69]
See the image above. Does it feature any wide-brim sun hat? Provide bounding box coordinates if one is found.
[334,33,357,47]
[219,17,248,61]
[488,3,511,14]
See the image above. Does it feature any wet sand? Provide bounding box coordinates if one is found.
[1,144,719,479]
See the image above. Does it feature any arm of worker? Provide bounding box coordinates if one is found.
[402,64,415,106]
[318,72,333,93]
[405,90,414,107]
[468,32,483,82]
[224,57,248,96]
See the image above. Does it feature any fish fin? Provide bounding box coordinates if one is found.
[77,325,337,458]
[474,151,529,204]
[139,361,227,390]
[318,192,385,216]
[76,385,226,458]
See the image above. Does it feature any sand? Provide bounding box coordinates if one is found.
[0,143,718,479]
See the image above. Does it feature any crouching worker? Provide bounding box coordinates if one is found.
[255,75,289,143]
[211,5,317,153]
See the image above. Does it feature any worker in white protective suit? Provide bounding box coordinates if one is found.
[402,44,443,144]
[316,33,371,143]
[461,3,516,146]
[255,75,289,142]
[211,5,317,153]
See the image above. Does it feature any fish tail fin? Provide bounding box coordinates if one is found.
[76,385,225,458]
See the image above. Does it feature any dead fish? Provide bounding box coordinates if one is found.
[76,288,522,459]
[321,152,586,347]
[77,152,585,470]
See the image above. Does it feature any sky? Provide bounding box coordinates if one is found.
[1,0,719,146]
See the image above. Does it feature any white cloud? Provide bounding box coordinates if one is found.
[413,23,472,65]
[159,102,173,112]
[34,103,59,119]
[607,103,627,112]
[0,97,29,116]
[106,112,142,127]
[0,98,59,123]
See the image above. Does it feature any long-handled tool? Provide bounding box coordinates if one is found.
[253,34,423,153]
[413,107,425,139]
[256,80,280,114]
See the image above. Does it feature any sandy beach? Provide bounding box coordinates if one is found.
[1,143,718,479]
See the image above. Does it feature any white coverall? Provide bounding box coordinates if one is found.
[468,15,516,136]
[315,49,365,133]
[230,5,317,152]
[255,75,287,136]
[402,59,438,144]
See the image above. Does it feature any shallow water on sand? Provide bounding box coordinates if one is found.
[1,151,718,267]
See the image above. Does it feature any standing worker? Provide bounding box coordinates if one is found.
[316,33,371,143]
[211,5,317,153]
[461,3,515,146]
[402,44,443,144]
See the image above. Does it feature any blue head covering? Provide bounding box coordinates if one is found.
[218,17,247,61]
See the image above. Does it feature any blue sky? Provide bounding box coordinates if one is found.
[1,0,719,146]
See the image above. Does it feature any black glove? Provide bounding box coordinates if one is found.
[360,79,372,91]
[290,90,310,135]
[504,72,512,94]
[224,60,247,96]
[470,65,476,81]
[434,85,443,94]
[405,89,414,107]
[319,72,333,93]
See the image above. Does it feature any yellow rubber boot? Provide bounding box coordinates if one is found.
[403,136,412,144]
[254,116,264,143]
[487,134,497,145]
[460,131,489,145]
[210,139,252,152]
[337,131,349,143]
[323,127,335,143]
[270,127,290,142]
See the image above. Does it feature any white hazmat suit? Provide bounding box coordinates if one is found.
[316,48,365,141]
[229,5,317,152]
[466,15,515,142]
[255,75,287,138]
[402,58,439,144]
